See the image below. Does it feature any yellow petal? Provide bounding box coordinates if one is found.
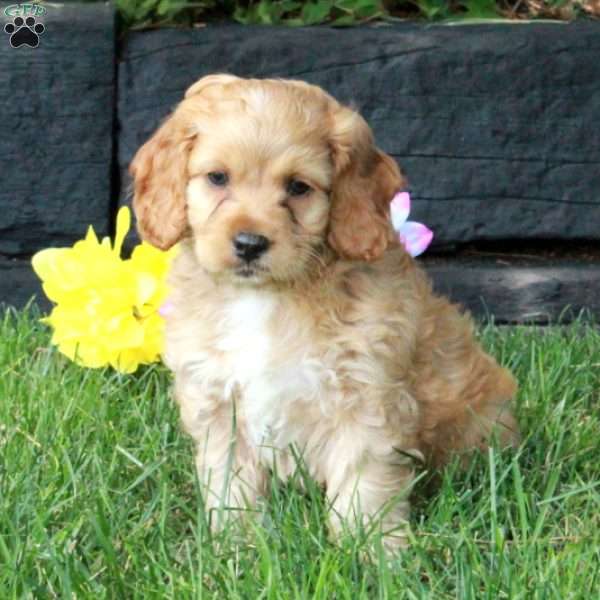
[105,313,145,350]
[54,337,110,369]
[33,249,91,302]
[109,349,143,374]
[84,226,99,244]
[135,273,158,307]
[130,242,178,277]
[71,341,111,369]
[33,208,172,373]
[113,206,131,257]
[32,248,63,280]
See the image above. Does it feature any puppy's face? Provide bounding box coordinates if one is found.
[185,90,333,283]
[130,75,405,285]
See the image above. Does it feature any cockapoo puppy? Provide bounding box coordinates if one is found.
[131,74,518,549]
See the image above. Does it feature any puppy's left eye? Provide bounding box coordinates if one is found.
[287,179,312,197]
[207,171,229,187]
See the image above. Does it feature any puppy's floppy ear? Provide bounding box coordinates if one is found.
[328,104,406,261]
[130,74,241,250]
[130,113,196,250]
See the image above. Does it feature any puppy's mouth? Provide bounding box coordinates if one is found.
[233,263,269,281]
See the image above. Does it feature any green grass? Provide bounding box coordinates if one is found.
[112,1,585,30]
[1,307,599,598]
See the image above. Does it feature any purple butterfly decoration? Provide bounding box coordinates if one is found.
[390,192,433,257]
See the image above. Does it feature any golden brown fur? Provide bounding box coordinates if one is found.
[130,75,519,549]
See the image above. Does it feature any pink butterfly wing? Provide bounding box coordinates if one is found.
[390,191,411,231]
[398,221,434,257]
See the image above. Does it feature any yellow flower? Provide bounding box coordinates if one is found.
[32,207,177,373]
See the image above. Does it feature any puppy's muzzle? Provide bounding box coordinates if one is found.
[233,231,271,263]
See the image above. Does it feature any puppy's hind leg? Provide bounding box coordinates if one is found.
[422,357,520,468]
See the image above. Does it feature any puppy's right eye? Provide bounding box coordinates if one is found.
[287,179,311,197]
[207,171,229,187]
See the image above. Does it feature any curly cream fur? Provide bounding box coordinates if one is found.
[131,75,519,549]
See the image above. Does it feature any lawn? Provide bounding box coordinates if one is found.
[1,308,598,598]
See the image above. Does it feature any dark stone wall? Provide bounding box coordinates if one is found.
[427,258,600,324]
[118,22,600,248]
[1,7,599,321]
[0,257,47,312]
[0,2,115,255]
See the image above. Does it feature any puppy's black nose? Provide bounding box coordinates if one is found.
[232,232,271,262]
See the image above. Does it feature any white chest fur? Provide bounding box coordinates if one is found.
[215,291,275,386]
[209,290,333,448]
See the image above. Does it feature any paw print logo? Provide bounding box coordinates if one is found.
[4,16,45,48]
